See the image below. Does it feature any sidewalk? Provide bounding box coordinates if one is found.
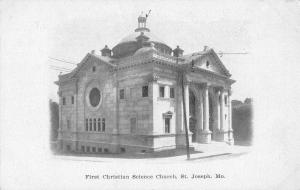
[53,143,251,163]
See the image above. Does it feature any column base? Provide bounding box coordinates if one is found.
[176,133,193,146]
[215,129,229,142]
[196,130,212,144]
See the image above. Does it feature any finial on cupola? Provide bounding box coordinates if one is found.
[135,10,151,32]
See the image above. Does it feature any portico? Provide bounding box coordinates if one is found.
[185,77,234,145]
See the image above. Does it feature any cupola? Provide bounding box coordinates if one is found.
[101,45,111,57]
[173,45,184,57]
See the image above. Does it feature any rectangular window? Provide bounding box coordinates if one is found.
[165,118,170,133]
[102,118,105,132]
[98,118,101,131]
[170,87,175,98]
[120,147,126,153]
[89,119,92,131]
[71,96,74,104]
[63,97,66,105]
[142,86,148,97]
[98,148,102,152]
[104,148,108,153]
[130,118,137,133]
[86,146,90,152]
[93,118,96,131]
[92,66,96,72]
[81,146,85,152]
[159,86,165,97]
[120,89,125,99]
[92,147,96,152]
[85,119,88,131]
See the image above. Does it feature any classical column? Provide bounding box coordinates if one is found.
[228,90,234,145]
[184,82,190,133]
[216,89,221,131]
[216,88,229,142]
[198,83,211,143]
[203,84,209,131]
[220,88,225,132]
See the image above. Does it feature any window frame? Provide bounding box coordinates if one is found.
[142,85,148,97]
[130,117,137,133]
[170,87,175,98]
[89,118,92,131]
[119,89,125,100]
[164,117,171,133]
[97,118,101,131]
[102,118,105,132]
[159,86,165,98]
[62,97,66,105]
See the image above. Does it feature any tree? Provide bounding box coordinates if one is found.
[49,99,59,141]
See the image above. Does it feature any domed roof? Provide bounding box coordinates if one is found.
[111,15,173,58]
[119,31,166,45]
[134,42,157,55]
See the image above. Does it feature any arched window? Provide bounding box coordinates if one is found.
[93,118,96,131]
[98,118,101,131]
[89,119,92,131]
[102,118,106,132]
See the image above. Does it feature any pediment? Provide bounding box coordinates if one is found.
[70,53,116,79]
[187,49,231,77]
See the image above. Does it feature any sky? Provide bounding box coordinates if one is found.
[44,0,300,102]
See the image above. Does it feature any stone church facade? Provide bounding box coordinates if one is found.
[56,15,235,154]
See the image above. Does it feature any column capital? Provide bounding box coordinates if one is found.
[214,86,224,94]
[183,78,191,85]
[199,82,210,89]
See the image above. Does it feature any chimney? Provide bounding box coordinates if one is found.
[91,50,95,54]
[173,45,184,57]
[101,45,111,57]
[203,45,209,51]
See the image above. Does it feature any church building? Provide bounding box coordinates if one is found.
[56,14,235,154]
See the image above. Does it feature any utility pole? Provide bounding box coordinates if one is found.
[181,70,190,160]
[174,45,190,160]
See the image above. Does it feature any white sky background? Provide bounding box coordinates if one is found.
[47,0,266,102]
[1,0,300,189]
